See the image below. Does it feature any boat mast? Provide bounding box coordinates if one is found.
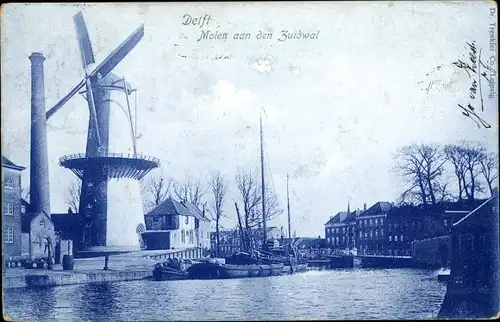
[260,109,267,244]
[287,174,291,240]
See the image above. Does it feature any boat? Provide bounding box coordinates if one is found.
[152,258,192,281]
[187,252,284,279]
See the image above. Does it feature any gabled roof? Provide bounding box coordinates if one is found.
[325,211,349,225]
[51,213,80,236]
[21,211,51,233]
[182,202,209,222]
[1,156,25,171]
[359,201,393,217]
[145,197,192,217]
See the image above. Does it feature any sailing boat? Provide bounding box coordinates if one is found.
[186,109,284,279]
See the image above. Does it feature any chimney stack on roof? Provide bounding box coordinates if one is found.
[364,203,367,211]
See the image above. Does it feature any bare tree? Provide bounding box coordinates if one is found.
[394,143,447,205]
[173,180,206,206]
[65,179,81,213]
[207,172,228,257]
[479,151,499,197]
[21,186,30,203]
[142,174,174,212]
[235,166,284,245]
[444,144,468,200]
[459,141,487,201]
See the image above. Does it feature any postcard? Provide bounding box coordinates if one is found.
[1,1,498,321]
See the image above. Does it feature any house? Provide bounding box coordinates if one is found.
[356,201,393,255]
[142,197,211,250]
[438,189,499,319]
[2,156,26,258]
[183,202,213,249]
[21,210,56,259]
[19,203,75,263]
[325,211,349,248]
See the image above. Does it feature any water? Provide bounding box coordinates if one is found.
[3,268,446,321]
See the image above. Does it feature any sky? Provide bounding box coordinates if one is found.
[1,2,498,237]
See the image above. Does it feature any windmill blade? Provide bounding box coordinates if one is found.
[92,24,144,80]
[73,11,95,68]
[74,11,101,146]
[46,24,145,120]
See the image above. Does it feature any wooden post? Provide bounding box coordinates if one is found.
[103,255,109,270]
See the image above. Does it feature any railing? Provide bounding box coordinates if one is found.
[148,247,205,260]
[59,153,160,164]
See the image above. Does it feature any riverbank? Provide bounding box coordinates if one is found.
[2,252,158,289]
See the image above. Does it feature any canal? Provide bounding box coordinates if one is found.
[3,268,446,321]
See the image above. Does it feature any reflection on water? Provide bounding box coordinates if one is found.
[4,269,446,321]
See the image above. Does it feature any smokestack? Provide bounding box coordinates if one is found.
[29,52,50,216]
[364,203,367,211]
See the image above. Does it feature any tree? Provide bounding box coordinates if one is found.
[444,144,468,200]
[394,143,448,205]
[235,166,284,246]
[65,179,81,213]
[479,151,499,197]
[207,172,228,257]
[21,186,30,203]
[142,174,174,212]
[173,179,206,207]
[459,141,487,201]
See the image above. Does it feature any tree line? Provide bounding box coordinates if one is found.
[140,166,283,256]
[393,140,498,206]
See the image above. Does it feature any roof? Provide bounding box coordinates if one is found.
[21,213,36,233]
[21,211,52,233]
[1,156,25,171]
[51,213,80,237]
[182,202,209,222]
[325,211,349,225]
[145,197,192,217]
[359,201,393,217]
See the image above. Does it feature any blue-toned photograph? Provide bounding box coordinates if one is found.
[1,2,498,321]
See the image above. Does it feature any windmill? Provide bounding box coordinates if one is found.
[29,10,159,254]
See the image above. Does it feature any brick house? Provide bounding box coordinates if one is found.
[356,201,393,255]
[2,156,25,258]
[142,197,209,250]
[325,211,349,249]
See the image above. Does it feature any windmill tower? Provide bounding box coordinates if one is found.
[30,11,159,253]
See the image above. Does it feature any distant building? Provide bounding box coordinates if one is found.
[142,197,212,250]
[356,201,393,255]
[2,156,26,258]
[324,211,349,248]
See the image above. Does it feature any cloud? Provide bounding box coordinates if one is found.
[251,58,273,74]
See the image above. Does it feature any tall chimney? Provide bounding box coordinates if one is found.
[364,203,367,211]
[29,52,50,216]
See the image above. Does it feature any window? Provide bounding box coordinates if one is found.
[389,235,392,241]
[342,227,345,234]
[181,230,185,243]
[395,235,399,242]
[4,203,14,216]
[189,230,194,243]
[153,216,160,223]
[4,227,14,243]
[400,235,404,242]
[185,216,189,225]
[40,219,45,227]
[381,230,384,237]
[444,220,448,226]
[375,230,378,237]
[201,231,203,238]
[3,177,15,189]
[21,205,26,214]
[380,218,384,225]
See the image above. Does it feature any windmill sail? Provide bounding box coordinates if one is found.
[73,11,101,148]
[73,12,95,68]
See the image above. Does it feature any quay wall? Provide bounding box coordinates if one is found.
[412,236,451,268]
[3,270,151,289]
